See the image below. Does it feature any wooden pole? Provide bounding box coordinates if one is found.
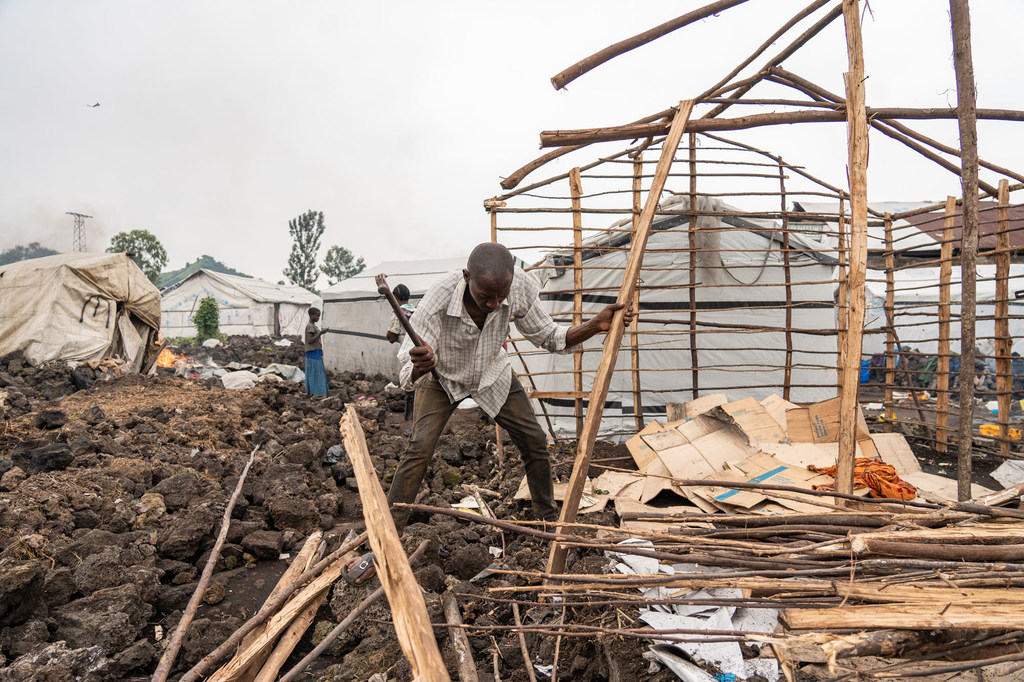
[152,446,258,682]
[995,180,1012,455]
[937,197,957,455]
[950,0,980,501]
[570,168,585,438]
[538,106,1024,147]
[688,133,700,400]
[550,0,750,90]
[836,0,869,500]
[442,591,480,682]
[208,531,324,682]
[340,406,450,682]
[630,155,645,430]
[837,198,848,393]
[779,156,794,400]
[546,101,694,577]
[884,213,896,432]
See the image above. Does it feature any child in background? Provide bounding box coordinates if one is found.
[304,307,330,396]
[386,284,416,419]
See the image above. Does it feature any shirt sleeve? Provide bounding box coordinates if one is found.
[398,286,443,389]
[513,269,574,354]
[387,315,401,336]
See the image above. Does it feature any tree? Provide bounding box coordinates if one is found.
[320,245,365,286]
[106,229,168,284]
[283,210,325,290]
[0,242,58,266]
[193,295,220,342]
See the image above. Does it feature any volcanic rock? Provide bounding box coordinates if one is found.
[0,559,45,626]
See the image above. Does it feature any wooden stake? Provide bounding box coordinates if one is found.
[546,101,694,578]
[442,591,480,682]
[207,530,324,682]
[780,156,794,400]
[152,445,258,682]
[569,167,585,438]
[937,197,957,454]
[836,0,869,501]
[995,180,1012,455]
[884,213,895,432]
[688,133,700,400]
[550,0,749,90]
[277,540,431,682]
[630,156,645,430]
[252,589,328,682]
[950,0,980,501]
[340,405,450,682]
[512,603,539,682]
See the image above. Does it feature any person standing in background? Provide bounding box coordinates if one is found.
[386,283,416,420]
[304,307,330,396]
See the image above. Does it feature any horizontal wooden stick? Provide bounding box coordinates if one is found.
[540,106,1024,147]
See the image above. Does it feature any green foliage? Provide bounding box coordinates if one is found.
[106,229,168,284]
[193,296,220,342]
[0,242,59,266]
[320,245,365,286]
[157,254,250,289]
[283,210,325,291]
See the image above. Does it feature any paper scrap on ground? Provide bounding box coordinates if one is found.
[514,476,607,513]
[640,608,746,678]
[992,460,1024,488]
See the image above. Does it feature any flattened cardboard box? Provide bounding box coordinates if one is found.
[785,397,879,458]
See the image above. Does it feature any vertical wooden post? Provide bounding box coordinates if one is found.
[630,156,645,430]
[837,199,848,392]
[837,0,869,499]
[883,213,895,432]
[569,168,585,438]
[937,197,957,454]
[995,179,1012,454]
[489,205,508,457]
[547,101,694,578]
[779,157,794,400]
[950,0,979,501]
[687,133,700,399]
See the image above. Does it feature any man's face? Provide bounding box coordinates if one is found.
[464,269,512,314]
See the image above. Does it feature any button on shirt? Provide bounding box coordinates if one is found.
[398,268,574,417]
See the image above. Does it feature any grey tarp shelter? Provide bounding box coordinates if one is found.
[0,252,161,371]
[160,269,321,338]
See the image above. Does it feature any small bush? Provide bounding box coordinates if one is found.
[194,296,220,342]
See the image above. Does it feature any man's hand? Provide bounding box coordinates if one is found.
[410,343,436,379]
[592,302,634,331]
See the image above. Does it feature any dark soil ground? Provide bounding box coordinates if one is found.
[0,336,652,682]
[0,338,1012,681]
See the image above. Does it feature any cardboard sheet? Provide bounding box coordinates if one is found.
[711,397,786,446]
[626,421,666,473]
[684,393,728,418]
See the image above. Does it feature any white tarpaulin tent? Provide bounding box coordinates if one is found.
[517,195,840,439]
[0,252,161,370]
[864,264,1024,356]
[160,269,321,338]
[321,257,466,376]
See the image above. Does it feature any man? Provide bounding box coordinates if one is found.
[345,242,632,584]
[303,307,330,397]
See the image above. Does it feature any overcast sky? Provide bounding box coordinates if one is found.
[1,1,1021,286]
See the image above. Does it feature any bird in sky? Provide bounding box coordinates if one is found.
[86,103,100,108]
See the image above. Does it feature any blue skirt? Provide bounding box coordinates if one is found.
[305,349,328,396]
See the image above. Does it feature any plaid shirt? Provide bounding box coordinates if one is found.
[398,268,572,417]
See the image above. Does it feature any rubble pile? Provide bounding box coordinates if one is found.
[0,348,589,681]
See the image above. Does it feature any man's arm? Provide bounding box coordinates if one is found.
[564,302,633,347]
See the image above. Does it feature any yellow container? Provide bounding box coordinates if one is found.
[979,424,1022,440]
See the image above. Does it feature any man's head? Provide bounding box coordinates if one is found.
[308,307,321,322]
[393,284,410,303]
[463,243,514,314]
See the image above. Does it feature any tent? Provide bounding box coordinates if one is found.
[0,252,161,370]
[321,257,466,377]
[864,264,1024,356]
[160,269,321,338]
[516,195,840,439]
